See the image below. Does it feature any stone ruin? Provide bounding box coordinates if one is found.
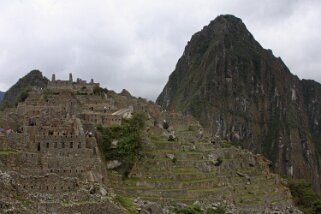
[0,73,159,213]
[47,73,100,94]
[0,73,302,213]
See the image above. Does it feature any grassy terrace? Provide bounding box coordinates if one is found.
[0,149,17,155]
[123,186,222,192]
[106,124,293,212]
[124,177,219,184]
[141,196,195,202]
[143,158,211,162]
[115,195,136,214]
[144,150,204,155]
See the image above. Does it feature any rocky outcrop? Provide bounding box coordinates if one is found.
[157,15,321,192]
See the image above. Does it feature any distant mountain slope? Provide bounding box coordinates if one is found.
[0,70,48,110]
[0,91,4,102]
[157,15,321,192]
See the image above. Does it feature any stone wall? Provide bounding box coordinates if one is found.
[16,174,79,193]
[80,113,122,126]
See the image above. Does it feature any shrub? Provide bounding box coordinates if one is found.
[97,112,146,176]
[206,206,226,214]
[172,157,177,163]
[19,91,29,102]
[288,179,321,214]
[116,195,136,214]
[93,86,105,96]
[214,158,223,166]
[168,135,175,141]
[163,121,169,130]
[175,205,202,214]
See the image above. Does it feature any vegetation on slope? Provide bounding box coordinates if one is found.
[174,205,226,214]
[288,179,321,214]
[0,70,48,110]
[0,149,17,155]
[97,112,146,176]
[175,205,202,214]
[115,195,136,214]
[93,85,108,96]
[0,91,4,102]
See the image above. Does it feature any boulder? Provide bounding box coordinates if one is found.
[107,160,122,170]
[143,202,164,214]
[100,186,107,196]
[111,139,118,149]
[166,153,175,160]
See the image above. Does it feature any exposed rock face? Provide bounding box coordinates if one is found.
[157,15,321,192]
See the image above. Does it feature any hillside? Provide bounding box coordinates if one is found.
[157,15,321,193]
[0,70,48,110]
[0,91,4,102]
[0,73,302,213]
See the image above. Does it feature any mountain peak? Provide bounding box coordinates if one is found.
[195,15,252,39]
[209,14,244,27]
[157,15,321,193]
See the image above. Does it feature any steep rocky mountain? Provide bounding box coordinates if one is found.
[157,15,321,193]
[0,91,4,103]
[0,72,303,213]
[0,70,48,110]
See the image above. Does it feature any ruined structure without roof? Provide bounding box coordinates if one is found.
[0,73,302,213]
[47,73,100,94]
[0,74,142,213]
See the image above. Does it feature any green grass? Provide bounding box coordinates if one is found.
[175,171,209,175]
[116,195,137,214]
[181,177,218,184]
[239,198,263,205]
[175,205,202,214]
[126,177,173,183]
[16,195,30,206]
[144,150,203,155]
[173,167,198,171]
[206,206,227,214]
[177,159,211,163]
[124,186,221,192]
[141,196,195,202]
[27,210,37,214]
[188,187,221,192]
[125,177,218,185]
[0,149,17,155]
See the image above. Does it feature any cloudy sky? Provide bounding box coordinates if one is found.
[0,0,320,100]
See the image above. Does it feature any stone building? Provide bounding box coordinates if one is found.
[0,74,127,212]
[47,73,100,94]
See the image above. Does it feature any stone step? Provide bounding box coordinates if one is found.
[124,186,225,199]
[131,171,218,181]
[143,151,206,160]
[123,177,219,189]
[144,142,215,152]
[139,196,197,205]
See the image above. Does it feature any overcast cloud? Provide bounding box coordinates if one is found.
[0,0,320,100]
